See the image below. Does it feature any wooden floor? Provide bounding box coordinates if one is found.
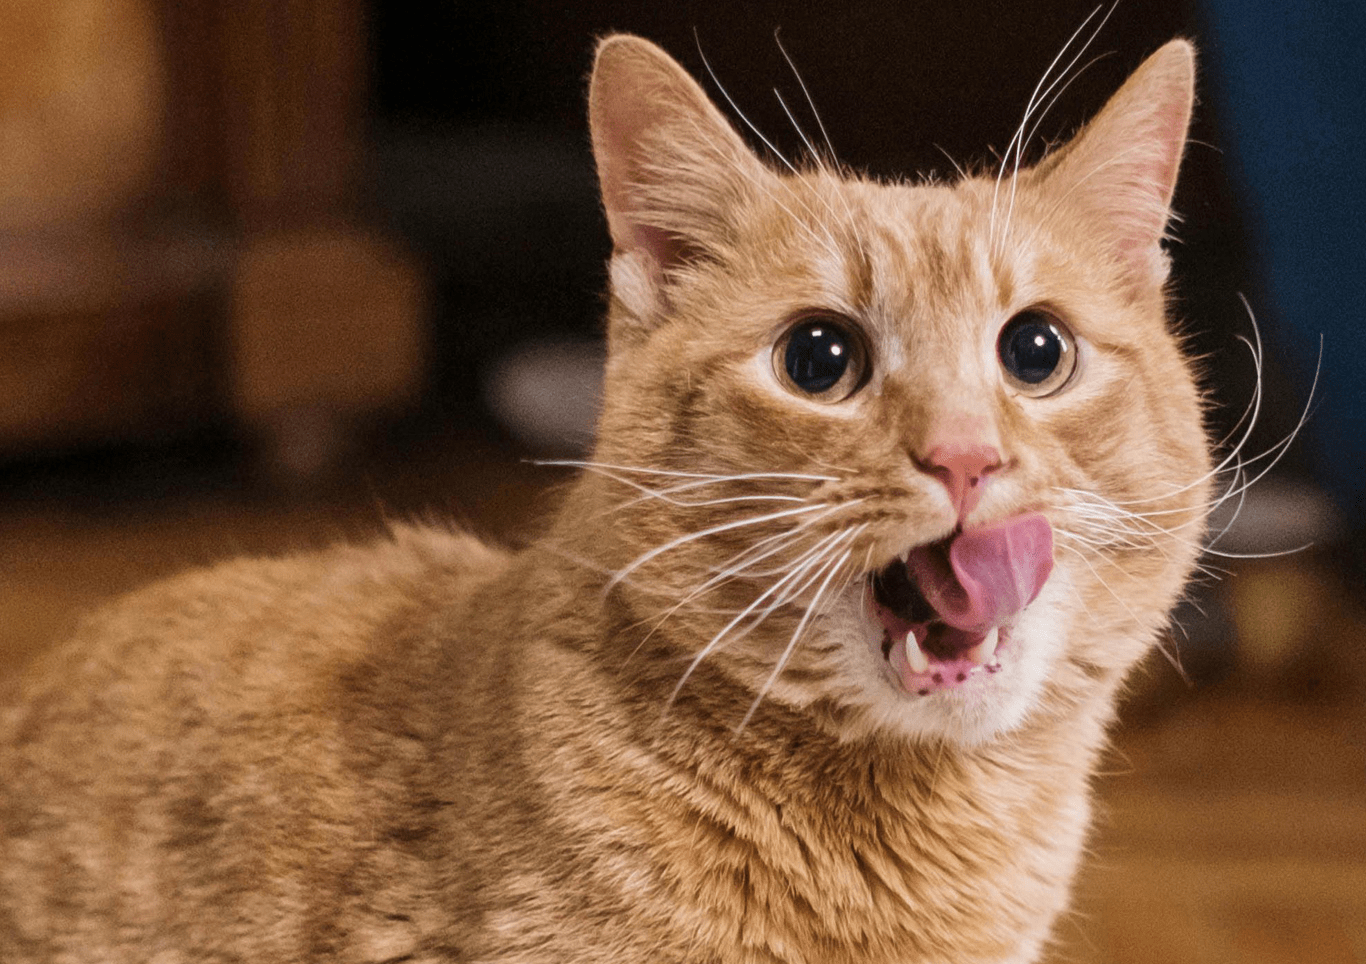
[2,431,1363,964]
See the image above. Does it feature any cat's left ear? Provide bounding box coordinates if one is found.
[588,35,773,341]
[1033,40,1195,290]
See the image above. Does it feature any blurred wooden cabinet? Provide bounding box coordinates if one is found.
[0,0,424,462]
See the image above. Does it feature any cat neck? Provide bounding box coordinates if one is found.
[499,562,1106,963]
[481,476,1115,960]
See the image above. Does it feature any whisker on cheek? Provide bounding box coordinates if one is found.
[605,502,834,594]
[738,546,855,731]
[663,524,867,710]
[625,523,852,666]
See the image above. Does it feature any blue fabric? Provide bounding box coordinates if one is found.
[1200,2,1366,522]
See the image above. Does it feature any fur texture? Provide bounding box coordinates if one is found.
[1,34,1211,964]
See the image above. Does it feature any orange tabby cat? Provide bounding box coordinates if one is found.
[1,32,1210,964]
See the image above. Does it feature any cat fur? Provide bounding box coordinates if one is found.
[1,33,1211,964]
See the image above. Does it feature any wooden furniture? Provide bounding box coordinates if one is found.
[0,0,424,474]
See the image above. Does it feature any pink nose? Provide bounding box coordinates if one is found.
[918,444,1003,520]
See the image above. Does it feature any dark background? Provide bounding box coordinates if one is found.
[366,0,1280,450]
[0,0,1318,496]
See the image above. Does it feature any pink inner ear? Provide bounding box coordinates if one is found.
[593,98,692,275]
[594,93,661,263]
[590,37,768,284]
[590,45,715,278]
[1112,104,1190,278]
[626,223,686,274]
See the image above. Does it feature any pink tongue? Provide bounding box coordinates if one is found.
[904,513,1054,633]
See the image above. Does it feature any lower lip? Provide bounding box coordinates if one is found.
[865,583,1013,696]
[883,626,1009,696]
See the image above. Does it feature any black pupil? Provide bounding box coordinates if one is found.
[785,321,850,394]
[1000,315,1063,384]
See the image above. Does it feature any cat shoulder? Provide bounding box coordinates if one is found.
[95,520,504,643]
[2,523,508,738]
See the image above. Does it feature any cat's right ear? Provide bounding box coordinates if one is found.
[1030,40,1196,291]
[589,35,770,340]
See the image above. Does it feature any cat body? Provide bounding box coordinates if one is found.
[1,33,1211,964]
[1,527,1092,963]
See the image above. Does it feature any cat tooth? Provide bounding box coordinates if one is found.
[966,627,1000,666]
[904,631,930,674]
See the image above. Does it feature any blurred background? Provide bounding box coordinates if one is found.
[0,1,1361,961]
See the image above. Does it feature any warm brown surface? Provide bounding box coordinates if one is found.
[1057,696,1366,963]
[1,437,1362,964]
[0,0,405,459]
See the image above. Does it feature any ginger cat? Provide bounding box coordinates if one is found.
[1,32,1210,964]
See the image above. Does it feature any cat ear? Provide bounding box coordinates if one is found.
[1033,40,1195,289]
[588,35,771,331]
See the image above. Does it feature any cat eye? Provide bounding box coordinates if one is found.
[775,314,868,401]
[997,309,1077,397]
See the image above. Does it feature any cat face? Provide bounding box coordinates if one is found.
[582,36,1211,746]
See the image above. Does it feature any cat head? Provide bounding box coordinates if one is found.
[577,34,1211,746]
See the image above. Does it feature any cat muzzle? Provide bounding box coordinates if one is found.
[869,513,1054,694]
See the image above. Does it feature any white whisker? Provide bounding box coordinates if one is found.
[694,32,799,176]
[534,458,837,484]
[606,503,831,594]
[1054,313,1321,566]
[775,87,822,168]
[1060,316,1272,510]
[623,523,849,670]
[738,546,853,730]
[999,3,1117,251]
[589,471,816,514]
[667,527,861,707]
[702,514,846,580]
[990,2,1114,251]
[658,513,854,632]
[1019,51,1114,162]
[690,35,848,253]
[686,124,847,261]
[774,29,839,167]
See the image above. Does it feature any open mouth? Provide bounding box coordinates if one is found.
[868,513,1054,696]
